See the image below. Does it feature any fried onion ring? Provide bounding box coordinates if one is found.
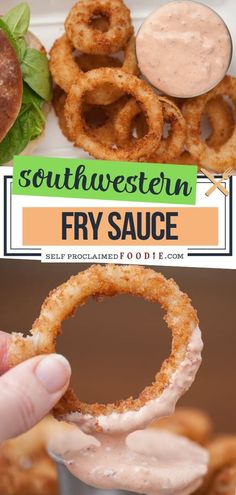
[49,35,81,95]
[150,407,213,446]
[49,35,139,105]
[9,265,200,434]
[53,86,128,145]
[183,76,236,172]
[83,97,129,144]
[52,88,73,142]
[205,95,235,150]
[64,68,163,161]
[0,418,59,495]
[114,96,186,162]
[170,96,235,167]
[171,151,198,166]
[65,0,133,55]
[209,463,236,495]
[76,53,122,72]
[83,37,139,106]
[89,15,109,32]
[198,436,236,494]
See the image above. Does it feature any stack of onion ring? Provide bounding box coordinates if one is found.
[49,2,236,171]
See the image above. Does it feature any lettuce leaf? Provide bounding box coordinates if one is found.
[21,48,52,101]
[3,3,30,39]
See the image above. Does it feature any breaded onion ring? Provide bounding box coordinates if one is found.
[114,96,186,162]
[0,31,23,142]
[52,89,73,142]
[0,417,60,495]
[198,436,236,494]
[83,37,139,106]
[9,265,200,434]
[171,151,198,166]
[49,35,80,95]
[169,95,234,167]
[50,35,139,105]
[83,97,129,144]
[64,68,163,161]
[150,407,213,446]
[183,76,236,172]
[205,96,235,150]
[148,97,186,163]
[65,0,133,55]
[76,53,122,72]
[53,86,128,145]
[209,463,236,495]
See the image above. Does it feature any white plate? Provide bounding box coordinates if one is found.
[1,0,236,161]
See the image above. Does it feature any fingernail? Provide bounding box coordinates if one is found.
[35,354,71,393]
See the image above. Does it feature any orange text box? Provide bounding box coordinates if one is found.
[23,207,218,246]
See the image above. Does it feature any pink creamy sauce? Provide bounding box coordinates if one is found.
[136,0,232,98]
[51,326,208,494]
[54,429,208,495]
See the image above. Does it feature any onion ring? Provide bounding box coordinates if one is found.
[150,407,213,446]
[0,417,60,495]
[50,35,139,105]
[114,96,186,162]
[53,87,128,145]
[83,37,139,106]
[209,463,236,495]
[9,265,200,434]
[169,94,235,167]
[171,151,198,166]
[64,68,163,161]
[65,0,133,55]
[198,436,236,494]
[114,97,144,144]
[183,76,236,172]
[49,35,81,95]
[148,97,186,163]
[83,97,129,144]
[52,88,73,142]
[76,53,122,72]
[205,95,235,150]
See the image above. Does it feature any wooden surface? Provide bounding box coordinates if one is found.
[0,261,235,433]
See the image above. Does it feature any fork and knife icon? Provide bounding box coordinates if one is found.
[200,167,233,196]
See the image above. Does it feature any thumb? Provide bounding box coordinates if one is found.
[0,354,71,443]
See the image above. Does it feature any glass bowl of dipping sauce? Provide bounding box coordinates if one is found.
[136,0,233,98]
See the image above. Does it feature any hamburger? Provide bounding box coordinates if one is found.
[0,2,52,165]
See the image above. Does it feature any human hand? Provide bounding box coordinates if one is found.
[0,331,71,443]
